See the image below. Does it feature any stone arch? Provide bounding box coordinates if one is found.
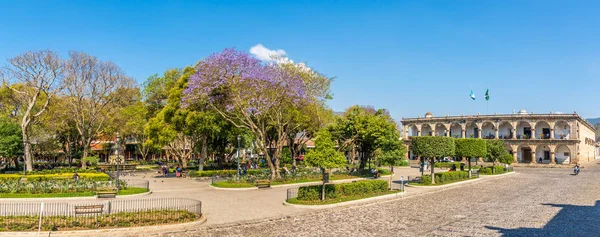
[554,121,571,140]
[517,144,536,163]
[516,121,533,139]
[434,123,448,136]
[534,121,551,139]
[498,121,513,139]
[421,124,433,136]
[450,123,463,138]
[407,124,420,137]
[535,145,552,164]
[466,121,480,138]
[555,145,571,164]
[481,121,496,139]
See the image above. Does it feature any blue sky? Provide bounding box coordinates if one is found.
[1,1,599,120]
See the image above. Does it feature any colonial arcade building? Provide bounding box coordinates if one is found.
[401,110,598,164]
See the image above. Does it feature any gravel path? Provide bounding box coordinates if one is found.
[160,164,600,237]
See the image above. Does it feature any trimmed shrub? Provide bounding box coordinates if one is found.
[479,165,508,175]
[434,162,462,168]
[420,171,470,185]
[297,180,388,201]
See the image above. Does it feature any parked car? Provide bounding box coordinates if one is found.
[439,157,454,162]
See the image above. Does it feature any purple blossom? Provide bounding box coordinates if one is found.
[182,48,310,117]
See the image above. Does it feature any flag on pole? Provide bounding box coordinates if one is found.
[485,88,490,101]
[470,90,476,100]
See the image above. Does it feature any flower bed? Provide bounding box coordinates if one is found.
[0,173,110,181]
[0,210,198,231]
[0,179,147,198]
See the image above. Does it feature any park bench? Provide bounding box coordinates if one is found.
[256,179,271,188]
[471,169,480,178]
[96,187,118,198]
[74,205,104,215]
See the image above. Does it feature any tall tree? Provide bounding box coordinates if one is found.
[412,136,455,184]
[63,51,134,169]
[146,67,226,169]
[330,106,401,170]
[377,139,407,188]
[183,49,324,179]
[485,140,512,168]
[455,138,487,176]
[304,129,347,200]
[1,50,64,171]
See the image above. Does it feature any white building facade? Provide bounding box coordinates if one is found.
[401,110,598,164]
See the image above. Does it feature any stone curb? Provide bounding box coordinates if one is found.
[208,176,392,191]
[405,171,516,189]
[0,191,153,202]
[282,192,405,209]
[0,216,207,236]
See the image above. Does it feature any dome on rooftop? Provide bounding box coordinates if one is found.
[518,109,528,115]
[425,112,433,118]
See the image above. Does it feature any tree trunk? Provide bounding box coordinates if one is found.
[430,157,436,185]
[200,136,208,171]
[21,127,33,171]
[321,169,326,201]
[81,146,89,169]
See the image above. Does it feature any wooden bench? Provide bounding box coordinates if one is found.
[96,188,118,198]
[256,180,271,188]
[74,205,104,215]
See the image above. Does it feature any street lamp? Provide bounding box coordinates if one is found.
[237,135,241,177]
[116,132,121,189]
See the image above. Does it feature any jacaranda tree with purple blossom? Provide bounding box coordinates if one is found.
[183,48,331,179]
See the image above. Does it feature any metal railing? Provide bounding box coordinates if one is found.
[120,179,150,191]
[0,197,202,232]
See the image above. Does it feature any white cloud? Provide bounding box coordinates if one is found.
[249,44,288,62]
[249,44,312,73]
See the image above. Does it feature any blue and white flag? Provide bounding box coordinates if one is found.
[470,90,476,100]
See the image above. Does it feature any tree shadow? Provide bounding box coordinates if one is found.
[486,200,600,236]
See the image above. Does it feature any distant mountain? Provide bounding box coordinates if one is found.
[588,118,600,126]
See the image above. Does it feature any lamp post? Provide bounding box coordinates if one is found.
[237,135,241,178]
[116,132,121,189]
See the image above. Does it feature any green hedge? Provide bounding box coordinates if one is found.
[479,165,509,175]
[434,162,462,168]
[0,173,110,181]
[297,180,388,201]
[191,169,267,177]
[421,171,470,185]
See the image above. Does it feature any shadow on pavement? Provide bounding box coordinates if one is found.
[486,200,600,236]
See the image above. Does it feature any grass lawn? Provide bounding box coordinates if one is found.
[408,177,478,186]
[210,181,256,188]
[117,187,149,195]
[286,190,401,205]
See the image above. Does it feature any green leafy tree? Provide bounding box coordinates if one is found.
[304,130,347,200]
[485,140,512,168]
[377,141,407,188]
[0,117,23,169]
[142,69,182,119]
[455,138,487,176]
[329,105,401,170]
[412,136,455,184]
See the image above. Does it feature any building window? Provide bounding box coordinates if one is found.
[564,152,570,156]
